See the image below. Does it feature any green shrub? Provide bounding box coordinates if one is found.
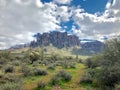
[96,39,120,87]
[0,51,11,59]
[80,71,93,84]
[40,60,48,66]
[49,76,59,85]
[49,69,72,86]
[32,62,39,67]
[61,73,72,82]
[0,65,2,69]
[98,66,120,87]
[4,73,22,83]
[35,81,46,90]
[11,60,20,66]
[56,70,72,82]
[62,61,68,69]
[55,61,63,66]
[0,58,7,64]
[77,59,83,63]
[115,83,120,90]
[47,65,55,70]
[85,58,93,68]
[69,63,76,68]
[20,65,31,77]
[56,70,66,77]
[4,65,14,73]
[0,72,5,84]
[33,69,47,76]
[0,72,4,79]
[0,82,21,90]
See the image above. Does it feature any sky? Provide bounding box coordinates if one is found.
[0,0,120,49]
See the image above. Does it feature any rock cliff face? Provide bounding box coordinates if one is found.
[30,31,80,48]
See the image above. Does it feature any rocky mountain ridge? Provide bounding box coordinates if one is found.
[11,31,104,54]
[30,31,80,48]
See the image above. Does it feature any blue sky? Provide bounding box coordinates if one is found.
[40,0,109,32]
[0,0,120,49]
[40,0,109,33]
[41,0,108,13]
[71,0,108,14]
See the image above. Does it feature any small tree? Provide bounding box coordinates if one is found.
[98,39,120,87]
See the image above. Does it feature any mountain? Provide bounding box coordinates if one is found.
[80,40,105,54]
[10,31,104,54]
[30,31,80,48]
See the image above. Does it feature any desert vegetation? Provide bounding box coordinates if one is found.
[0,39,120,90]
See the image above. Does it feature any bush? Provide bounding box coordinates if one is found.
[47,65,55,70]
[77,59,83,63]
[98,66,120,87]
[0,72,4,79]
[0,82,21,90]
[62,61,69,69]
[85,58,93,68]
[49,76,59,85]
[115,83,120,90]
[0,58,7,65]
[97,39,120,87]
[0,51,11,59]
[4,73,22,83]
[49,70,72,86]
[62,73,72,82]
[0,65,2,69]
[4,65,14,73]
[11,60,20,66]
[32,62,39,67]
[69,63,76,68]
[36,81,46,90]
[40,60,48,66]
[56,70,72,82]
[55,61,64,66]
[20,65,31,77]
[80,71,93,84]
[33,68,47,76]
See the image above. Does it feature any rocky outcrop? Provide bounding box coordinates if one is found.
[30,31,80,48]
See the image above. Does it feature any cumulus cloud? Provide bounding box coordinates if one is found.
[0,0,120,49]
[55,6,72,22]
[106,0,112,9]
[0,0,61,49]
[53,0,71,4]
[71,0,120,41]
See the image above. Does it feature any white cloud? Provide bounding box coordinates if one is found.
[71,0,120,40]
[0,0,120,49]
[36,0,43,7]
[106,0,112,9]
[0,0,61,49]
[55,6,71,22]
[53,0,71,4]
